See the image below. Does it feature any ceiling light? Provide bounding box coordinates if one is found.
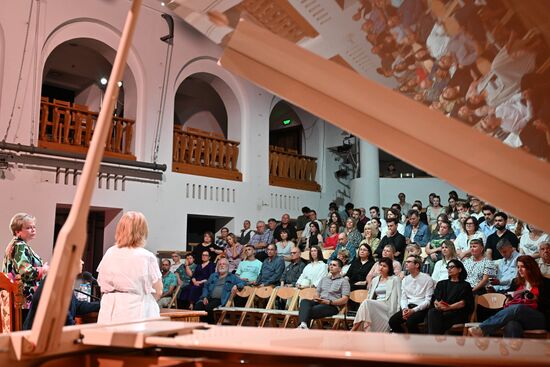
[117,81,123,87]
[100,77,108,85]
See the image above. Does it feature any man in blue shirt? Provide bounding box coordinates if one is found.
[255,244,285,286]
[329,233,356,263]
[404,210,430,247]
[489,239,520,292]
[479,205,497,238]
[158,259,178,307]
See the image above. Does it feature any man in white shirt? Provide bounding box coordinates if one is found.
[389,255,434,333]
[489,239,519,292]
[398,192,412,218]
[537,242,550,278]
[301,210,322,244]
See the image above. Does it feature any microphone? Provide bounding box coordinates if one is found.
[73,288,101,301]
[81,271,98,285]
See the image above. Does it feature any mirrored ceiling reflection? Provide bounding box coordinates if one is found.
[164,0,550,162]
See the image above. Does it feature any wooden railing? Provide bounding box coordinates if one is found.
[172,126,242,181]
[269,146,320,191]
[38,97,136,160]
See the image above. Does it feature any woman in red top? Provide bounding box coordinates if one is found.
[469,255,550,337]
[323,223,339,250]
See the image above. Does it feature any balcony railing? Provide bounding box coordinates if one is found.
[172,126,242,181]
[269,146,320,191]
[38,97,136,160]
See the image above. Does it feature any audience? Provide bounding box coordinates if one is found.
[361,222,381,256]
[537,242,550,278]
[352,257,401,332]
[367,244,402,286]
[519,225,549,258]
[454,216,485,259]
[249,221,272,262]
[297,258,350,329]
[389,255,434,334]
[404,210,430,247]
[376,218,407,263]
[343,217,363,249]
[238,220,255,246]
[485,212,519,260]
[192,231,221,264]
[179,250,215,309]
[169,252,183,273]
[273,213,297,243]
[489,239,520,292]
[424,220,455,274]
[215,227,230,249]
[224,233,243,273]
[432,240,458,283]
[280,248,306,287]
[329,233,356,263]
[323,223,340,250]
[346,244,375,291]
[174,253,196,287]
[296,207,311,231]
[462,239,496,295]
[479,205,497,238]
[275,229,294,266]
[427,259,474,335]
[305,222,324,250]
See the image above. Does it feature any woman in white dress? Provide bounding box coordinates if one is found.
[454,216,485,259]
[296,246,327,288]
[97,211,162,324]
[352,257,401,332]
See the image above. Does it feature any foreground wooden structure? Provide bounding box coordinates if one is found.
[0,1,547,366]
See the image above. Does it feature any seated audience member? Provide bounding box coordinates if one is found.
[355,208,369,234]
[275,229,294,266]
[426,195,445,229]
[427,259,474,335]
[325,211,344,237]
[479,205,497,238]
[412,202,429,225]
[158,259,178,307]
[338,249,351,276]
[402,243,422,275]
[305,222,324,250]
[192,231,221,264]
[280,248,306,287]
[238,220,255,246]
[297,259,350,329]
[469,256,550,338]
[451,201,470,235]
[344,202,355,221]
[389,255,434,334]
[195,257,245,324]
[329,233,356,263]
[454,216,485,259]
[469,198,484,222]
[386,208,405,235]
[367,245,402,286]
[489,239,520,292]
[404,210,430,247]
[273,213,297,243]
[301,210,323,244]
[369,217,383,239]
[462,239,496,295]
[23,260,100,330]
[352,257,401,332]
[170,252,183,273]
[369,206,387,234]
[361,222,381,257]
[397,192,412,218]
[424,220,455,274]
[343,218,363,249]
[519,225,549,258]
[249,221,273,262]
[485,212,519,261]
[323,223,340,250]
[296,246,328,288]
[537,242,550,278]
[267,218,278,244]
[224,233,243,273]
[296,206,311,231]
[179,250,215,309]
[215,227,230,249]
[376,218,407,263]
[432,241,458,283]
[174,253,196,287]
[255,244,285,286]
[235,245,262,284]
[346,244,375,291]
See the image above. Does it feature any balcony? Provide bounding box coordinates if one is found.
[172,127,242,181]
[38,97,136,160]
[269,146,320,192]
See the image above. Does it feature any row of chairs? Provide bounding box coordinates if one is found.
[213,285,368,329]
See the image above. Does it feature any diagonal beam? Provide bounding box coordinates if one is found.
[220,20,550,232]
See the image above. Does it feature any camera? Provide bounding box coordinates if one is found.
[522,290,535,300]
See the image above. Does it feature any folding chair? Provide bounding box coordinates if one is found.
[215,286,255,325]
[0,273,23,333]
[258,286,299,328]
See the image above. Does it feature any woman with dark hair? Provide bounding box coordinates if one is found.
[192,231,219,264]
[427,259,474,334]
[469,256,550,337]
[305,222,324,249]
[344,218,362,249]
[352,257,401,332]
[179,250,215,309]
[324,212,344,237]
[346,244,375,291]
[296,245,327,288]
[454,216,486,259]
[323,223,339,250]
[369,218,383,239]
[426,195,445,230]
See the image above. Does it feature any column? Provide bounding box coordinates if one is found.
[351,139,380,209]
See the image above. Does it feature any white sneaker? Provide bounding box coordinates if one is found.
[297,322,308,329]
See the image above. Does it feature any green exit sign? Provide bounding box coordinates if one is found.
[282,119,291,125]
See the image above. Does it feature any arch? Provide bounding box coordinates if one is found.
[269,100,304,153]
[40,19,145,158]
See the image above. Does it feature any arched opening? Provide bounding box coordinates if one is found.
[39,38,137,159]
[172,72,242,181]
[269,100,303,154]
[174,73,228,137]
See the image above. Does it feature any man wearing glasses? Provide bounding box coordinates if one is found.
[389,255,434,334]
[281,248,306,287]
[297,259,350,329]
[255,244,285,287]
[249,221,273,262]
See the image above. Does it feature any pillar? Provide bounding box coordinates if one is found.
[351,139,380,210]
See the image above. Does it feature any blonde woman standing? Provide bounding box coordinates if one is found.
[97,211,162,324]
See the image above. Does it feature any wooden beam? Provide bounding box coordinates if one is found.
[219,20,550,232]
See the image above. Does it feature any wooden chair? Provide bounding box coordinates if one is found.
[215,286,255,325]
[166,285,182,309]
[258,286,299,328]
[463,293,506,335]
[0,273,23,333]
[322,249,334,260]
[237,286,275,326]
[72,103,90,146]
[301,250,310,261]
[331,289,369,330]
[282,287,318,328]
[39,96,52,141]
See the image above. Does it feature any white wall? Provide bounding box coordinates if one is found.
[379,178,467,209]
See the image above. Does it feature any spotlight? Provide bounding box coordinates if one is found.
[100,77,108,85]
[117,81,123,87]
